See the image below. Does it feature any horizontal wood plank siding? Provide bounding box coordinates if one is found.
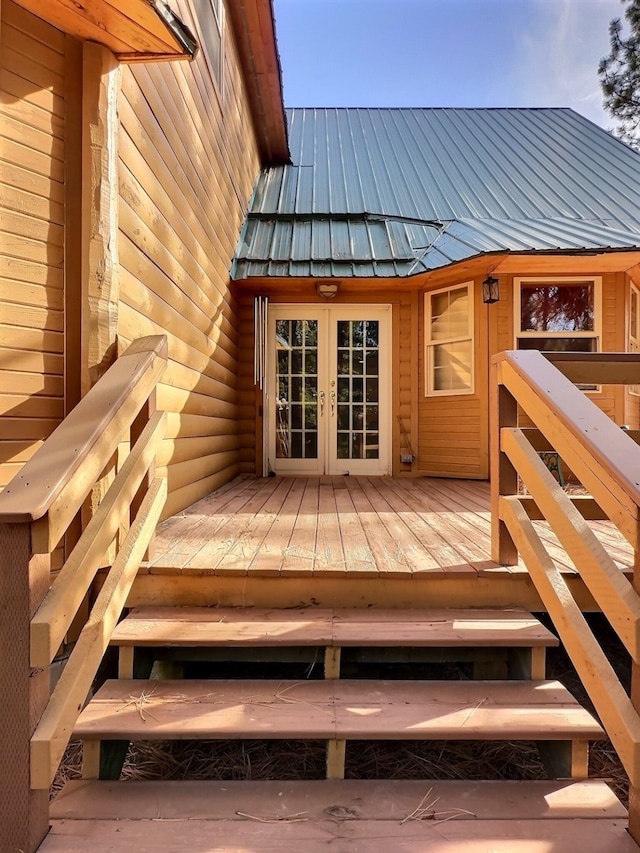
[0,1,67,489]
[117,0,262,517]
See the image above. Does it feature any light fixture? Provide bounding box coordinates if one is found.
[482,275,500,304]
[315,281,339,299]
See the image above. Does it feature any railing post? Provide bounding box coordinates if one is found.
[490,359,519,565]
[0,523,50,852]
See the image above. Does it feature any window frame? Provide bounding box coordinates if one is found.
[514,276,602,391]
[629,282,640,396]
[189,0,225,103]
[424,281,475,397]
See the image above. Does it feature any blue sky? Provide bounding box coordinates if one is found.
[273,0,625,129]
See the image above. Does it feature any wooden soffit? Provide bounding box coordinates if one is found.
[226,0,290,165]
[15,0,198,62]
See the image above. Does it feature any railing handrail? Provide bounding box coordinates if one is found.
[494,349,640,546]
[0,335,167,526]
[1,336,168,850]
[492,348,640,794]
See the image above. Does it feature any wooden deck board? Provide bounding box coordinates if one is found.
[280,476,320,575]
[73,678,603,742]
[144,476,634,600]
[244,478,306,577]
[314,480,348,576]
[342,478,414,577]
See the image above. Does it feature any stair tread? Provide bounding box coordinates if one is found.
[42,781,635,852]
[51,778,627,821]
[111,606,559,647]
[74,678,603,741]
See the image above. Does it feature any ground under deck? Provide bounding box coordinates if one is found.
[128,476,632,610]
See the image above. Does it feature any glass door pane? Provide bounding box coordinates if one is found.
[267,305,390,476]
[336,320,380,460]
[275,319,319,460]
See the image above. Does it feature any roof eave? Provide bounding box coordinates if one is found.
[14,0,198,61]
[226,0,290,166]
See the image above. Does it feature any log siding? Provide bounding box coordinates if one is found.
[117,0,262,518]
[0,1,68,489]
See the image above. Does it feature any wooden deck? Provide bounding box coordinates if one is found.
[127,476,633,610]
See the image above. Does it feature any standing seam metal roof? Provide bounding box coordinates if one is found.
[233,107,640,279]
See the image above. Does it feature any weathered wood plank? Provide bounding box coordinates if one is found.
[502,427,640,660]
[30,411,165,667]
[110,606,557,649]
[39,816,640,853]
[30,477,167,790]
[500,496,640,787]
[50,778,628,822]
[74,678,602,742]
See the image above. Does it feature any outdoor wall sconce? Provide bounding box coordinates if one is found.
[482,275,500,304]
[316,281,339,299]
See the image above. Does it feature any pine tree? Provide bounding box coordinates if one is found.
[599,0,640,148]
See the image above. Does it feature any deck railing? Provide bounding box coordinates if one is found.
[492,350,640,840]
[0,335,167,853]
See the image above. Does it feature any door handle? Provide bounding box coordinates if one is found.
[330,390,336,414]
[319,390,325,416]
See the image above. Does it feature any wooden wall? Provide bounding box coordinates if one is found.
[0,1,68,489]
[237,267,638,483]
[418,278,489,479]
[117,0,262,518]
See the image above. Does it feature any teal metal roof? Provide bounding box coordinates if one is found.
[233,107,640,279]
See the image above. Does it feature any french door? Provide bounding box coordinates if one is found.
[266,305,391,475]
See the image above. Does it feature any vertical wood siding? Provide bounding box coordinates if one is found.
[0,1,66,489]
[117,0,262,518]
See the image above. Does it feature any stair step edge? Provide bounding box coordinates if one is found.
[72,678,605,741]
[50,778,628,822]
[111,606,559,647]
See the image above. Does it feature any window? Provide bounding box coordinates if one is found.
[515,277,601,353]
[425,283,474,395]
[192,0,224,95]
[629,283,640,395]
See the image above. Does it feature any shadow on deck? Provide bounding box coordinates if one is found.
[127,475,632,611]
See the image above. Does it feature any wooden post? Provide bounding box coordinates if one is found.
[0,523,51,852]
[490,360,519,565]
[81,43,122,564]
[81,42,121,396]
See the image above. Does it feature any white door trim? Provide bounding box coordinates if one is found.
[265,305,392,476]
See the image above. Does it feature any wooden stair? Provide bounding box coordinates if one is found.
[42,779,637,852]
[44,606,635,852]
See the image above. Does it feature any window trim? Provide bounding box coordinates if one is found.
[514,276,602,393]
[424,282,475,397]
[189,0,225,103]
[629,282,640,396]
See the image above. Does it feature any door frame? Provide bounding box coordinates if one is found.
[264,304,393,476]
